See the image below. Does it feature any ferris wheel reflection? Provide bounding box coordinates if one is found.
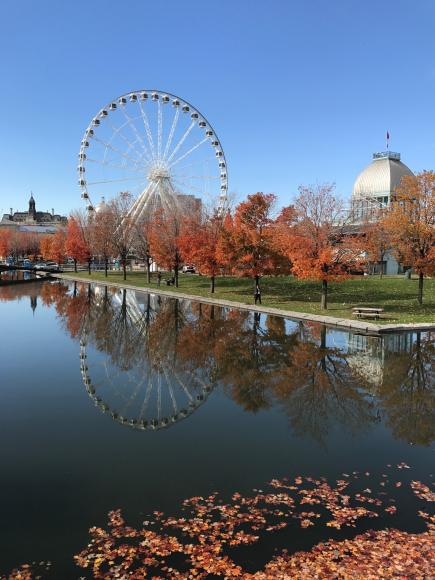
[78,285,216,431]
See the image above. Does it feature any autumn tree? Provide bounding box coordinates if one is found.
[110,191,136,281]
[39,235,53,260]
[218,193,288,293]
[384,171,435,304]
[92,204,115,277]
[179,210,225,293]
[281,184,360,309]
[65,215,91,273]
[0,229,11,258]
[362,212,391,277]
[150,206,183,287]
[49,229,67,264]
[17,232,40,259]
[133,216,153,283]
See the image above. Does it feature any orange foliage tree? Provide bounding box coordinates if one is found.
[92,205,115,277]
[384,171,435,304]
[218,193,288,292]
[362,212,391,276]
[50,229,67,264]
[179,210,225,293]
[39,235,53,260]
[133,217,153,283]
[150,207,183,287]
[65,215,91,273]
[109,192,136,281]
[280,184,360,310]
[0,229,11,258]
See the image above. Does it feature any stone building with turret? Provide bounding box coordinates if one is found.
[1,193,67,229]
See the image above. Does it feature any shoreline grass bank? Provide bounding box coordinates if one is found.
[54,272,435,330]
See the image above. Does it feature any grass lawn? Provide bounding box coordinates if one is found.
[67,271,435,324]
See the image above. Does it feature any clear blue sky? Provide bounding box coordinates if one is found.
[1,0,434,216]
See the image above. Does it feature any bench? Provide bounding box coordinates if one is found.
[352,307,384,320]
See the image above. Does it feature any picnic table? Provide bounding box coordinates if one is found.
[352,307,384,320]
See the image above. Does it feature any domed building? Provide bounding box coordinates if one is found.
[349,150,414,274]
[350,151,414,222]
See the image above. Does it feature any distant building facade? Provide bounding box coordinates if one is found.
[1,194,67,228]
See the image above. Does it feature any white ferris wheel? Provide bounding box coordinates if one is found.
[78,90,228,219]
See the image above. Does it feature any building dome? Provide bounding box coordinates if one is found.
[352,152,414,199]
[95,196,107,214]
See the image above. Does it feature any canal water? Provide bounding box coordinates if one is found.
[0,280,433,576]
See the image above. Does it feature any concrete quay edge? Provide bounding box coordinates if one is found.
[52,274,435,336]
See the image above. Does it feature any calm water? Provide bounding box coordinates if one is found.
[0,280,433,576]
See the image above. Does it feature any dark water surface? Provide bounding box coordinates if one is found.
[0,280,433,576]
[0,269,37,281]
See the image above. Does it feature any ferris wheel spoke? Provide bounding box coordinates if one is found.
[86,175,147,185]
[169,137,209,169]
[138,101,156,159]
[106,120,149,165]
[129,182,158,223]
[92,135,144,166]
[174,156,217,173]
[119,374,147,416]
[172,370,194,403]
[120,107,153,163]
[157,373,162,422]
[157,98,163,159]
[163,106,180,159]
[166,121,196,163]
[174,174,220,180]
[86,157,144,174]
[162,367,178,415]
[172,178,207,195]
[138,371,154,421]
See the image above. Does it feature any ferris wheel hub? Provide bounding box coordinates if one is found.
[147,163,170,182]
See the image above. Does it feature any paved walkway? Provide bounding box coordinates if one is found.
[53,274,435,336]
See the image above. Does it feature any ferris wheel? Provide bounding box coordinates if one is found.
[78,90,228,219]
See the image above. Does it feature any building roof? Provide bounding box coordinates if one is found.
[352,151,414,198]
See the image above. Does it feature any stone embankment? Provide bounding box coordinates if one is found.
[53,273,435,336]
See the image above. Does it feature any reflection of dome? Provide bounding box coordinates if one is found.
[352,152,414,199]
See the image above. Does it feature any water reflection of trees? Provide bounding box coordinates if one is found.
[380,333,434,446]
[33,281,435,443]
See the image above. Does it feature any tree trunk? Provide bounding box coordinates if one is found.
[74,259,77,273]
[88,259,91,275]
[321,279,328,310]
[123,260,127,281]
[210,275,215,293]
[146,259,151,284]
[320,324,327,349]
[418,272,424,305]
[320,325,327,370]
[174,266,179,288]
[104,258,108,277]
